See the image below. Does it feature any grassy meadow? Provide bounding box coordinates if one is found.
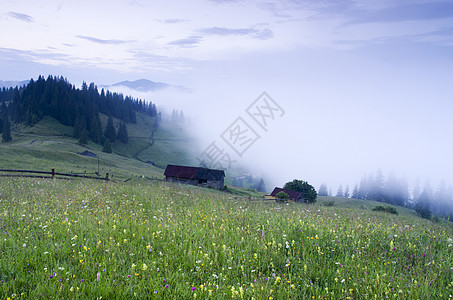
[0,114,195,181]
[1,178,452,299]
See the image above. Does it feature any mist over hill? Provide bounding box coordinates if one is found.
[105,79,190,93]
[0,80,28,89]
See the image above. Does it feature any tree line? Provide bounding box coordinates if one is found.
[319,169,453,221]
[0,75,160,147]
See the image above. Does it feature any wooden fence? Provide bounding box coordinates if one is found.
[0,169,109,181]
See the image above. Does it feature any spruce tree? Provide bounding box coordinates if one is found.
[318,183,328,196]
[351,184,359,199]
[2,116,12,143]
[344,185,350,198]
[102,140,112,153]
[117,122,129,144]
[104,116,116,143]
[415,182,432,219]
[254,178,266,193]
[79,128,88,146]
[336,185,344,197]
[73,115,85,138]
[89,114,102,144]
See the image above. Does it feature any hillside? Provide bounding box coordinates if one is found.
[0,177,452,299]
[1,106,452,298]
[0,113,195,181]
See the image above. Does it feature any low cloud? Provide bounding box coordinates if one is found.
[8,11,33,22]
[168,36,203,47]
[156,18,187,24]
[199,26,273,40]
[348,2,453,24]
[76,35,132,45]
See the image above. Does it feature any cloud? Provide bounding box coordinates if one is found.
[168,36,203,47]
[76,35,132,45]
[208,0,239,3]
[199,27,273,40]
[348,2,453,24]
[156,18,187,24]
[8,11,33,22]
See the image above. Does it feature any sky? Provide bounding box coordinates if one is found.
[1,0,453,192]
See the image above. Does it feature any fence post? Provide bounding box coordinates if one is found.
[52,168,55,180]
[106,173,109,180]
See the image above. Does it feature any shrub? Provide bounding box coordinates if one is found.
[372,205,398,215]
[323,200,335,207]
[283,179,317,204]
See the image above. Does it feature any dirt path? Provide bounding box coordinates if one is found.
[134,130,155,162]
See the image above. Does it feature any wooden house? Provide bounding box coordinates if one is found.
[164,164,225,190]
[268,187,303,202]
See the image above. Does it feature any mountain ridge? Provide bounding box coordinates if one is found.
[104,79,190,93]
[0,80,29,89]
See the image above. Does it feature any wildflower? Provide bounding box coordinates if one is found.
[142,263,148,271]
[81,279,84,282]
[154,289,158,294]
[96,272,100,282]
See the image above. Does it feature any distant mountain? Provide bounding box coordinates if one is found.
[106,79,189,93]
[0,80,28,89]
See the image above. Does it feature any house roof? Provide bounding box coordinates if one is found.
[79,150,97,158]
[164,164,225,181]
[164,164,198,179]
[270,187,302,201]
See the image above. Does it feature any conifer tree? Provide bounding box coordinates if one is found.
[318,183,328,196]
[351,184,359,199]
[79,128,88,146]
[104,116,116,143]
[2,116,12,143]
[117,122,129,144]
[415,182,432,219]
[336,185,344,197]
[344,185,350,198]
[102,139,112,153]
[73,115,85,138]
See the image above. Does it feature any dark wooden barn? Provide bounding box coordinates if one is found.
[78,150,97,158]
[164,164,225,190]
[269,187,303,202]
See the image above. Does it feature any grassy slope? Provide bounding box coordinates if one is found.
[1,115,452,298]
[0,114,196,181]
[0,178,452,299]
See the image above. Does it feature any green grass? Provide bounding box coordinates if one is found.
[0,114,198,181]
[0,177,452,299]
